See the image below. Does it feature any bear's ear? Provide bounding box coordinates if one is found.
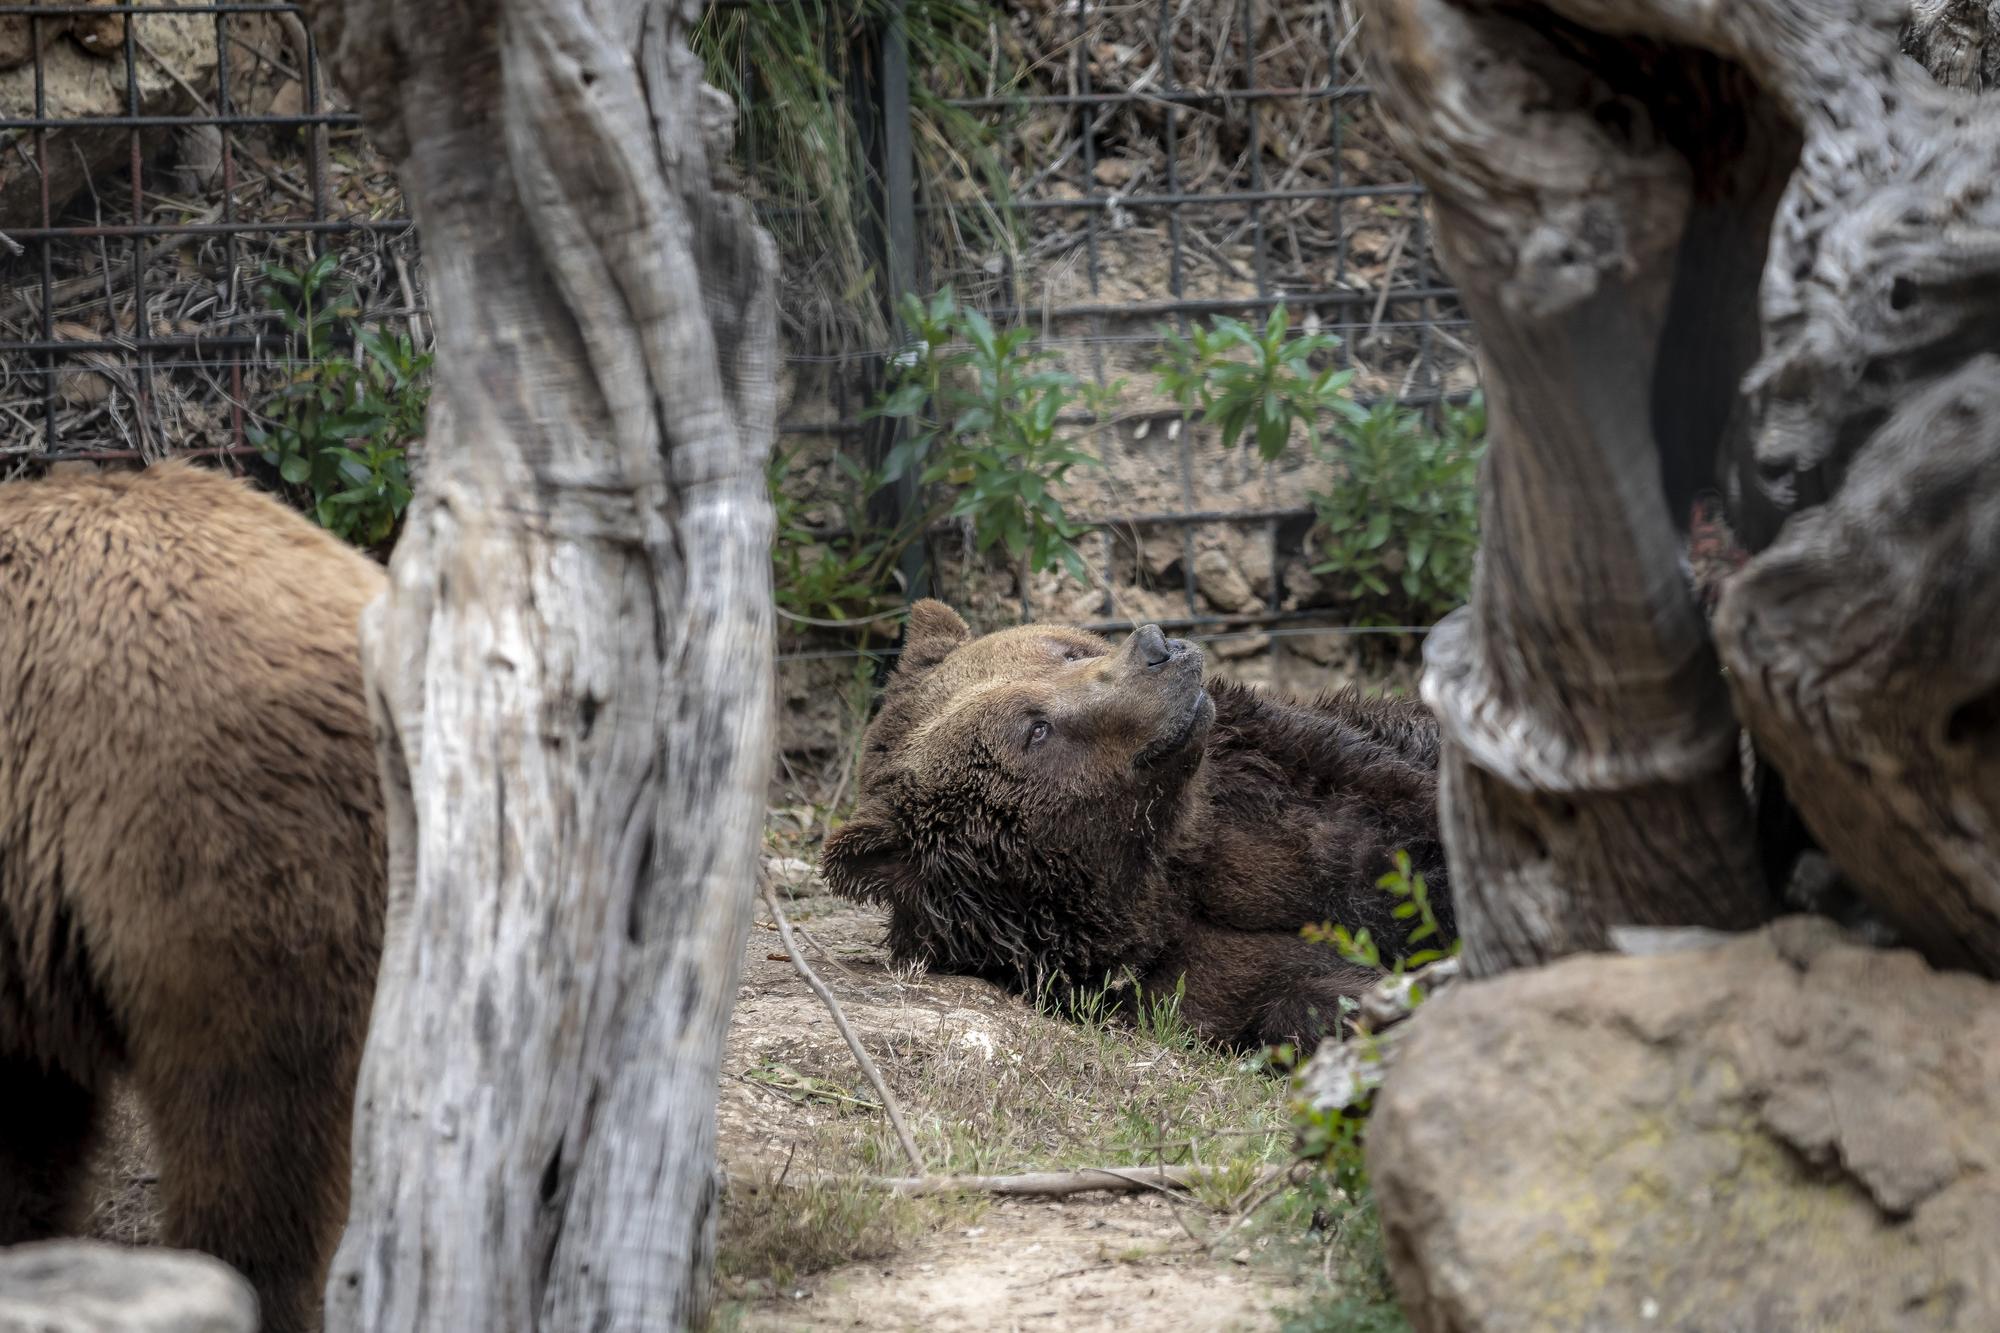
[892,599,972,683]
[821,804,920,906]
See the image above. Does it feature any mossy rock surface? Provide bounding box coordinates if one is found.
[1368,917,2000,1333]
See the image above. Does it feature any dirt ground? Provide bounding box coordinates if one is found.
[716,864,1339,1332]
[81,852,1361,1333]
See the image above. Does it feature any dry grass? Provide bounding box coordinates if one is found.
[717,1170,976,1296]
[82,1083,160,1248]
[716,814,1329,1298]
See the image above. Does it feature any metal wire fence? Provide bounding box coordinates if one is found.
[751,0,1477,678]
[0,1,1475,681]
[0,2,414,460]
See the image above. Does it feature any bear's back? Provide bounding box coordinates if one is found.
[0,460,389,1072]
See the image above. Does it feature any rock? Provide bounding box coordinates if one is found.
[763,855,820,889]
[0,16,52,72]
[1367,917,2000,1332]
[1210,631,1269,660]
[0,11,217,230]
[69,0,129,58]
[1194,547,1259,614]
[776,656,858,760]
[0,1241,256,1332]
[1278,557,1329,614]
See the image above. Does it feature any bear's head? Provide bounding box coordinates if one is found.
[821,600,1214,991]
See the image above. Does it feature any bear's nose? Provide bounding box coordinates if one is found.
[1131,624,1173,668]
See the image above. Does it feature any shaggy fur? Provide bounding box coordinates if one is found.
[0,461,388,1333]
[822,600,1453,1053]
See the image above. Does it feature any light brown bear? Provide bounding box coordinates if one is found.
[0,461,387,1333]
[822,601,1453,1053]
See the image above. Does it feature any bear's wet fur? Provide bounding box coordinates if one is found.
[822,600,1453,1053]
[0,461,388,1333]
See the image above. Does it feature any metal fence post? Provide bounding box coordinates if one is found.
[852,0,929,610]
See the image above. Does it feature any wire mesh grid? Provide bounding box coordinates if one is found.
[761,0,1478,674]
[0,1,1477,681]
[0,1,414,461]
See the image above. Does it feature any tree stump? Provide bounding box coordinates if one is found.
[1358,0,2000,979]
[297,1,779,1328]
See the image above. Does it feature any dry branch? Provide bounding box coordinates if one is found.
[874,1162,1289,1199]
[761,876,926,1176]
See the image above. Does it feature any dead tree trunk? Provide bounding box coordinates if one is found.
[1359,0,2000,979]
[300,1,777,1328]
[1905,0,2000,89]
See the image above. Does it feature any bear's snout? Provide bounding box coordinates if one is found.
[1124,624,1198,673]
[1130,624,1172,667]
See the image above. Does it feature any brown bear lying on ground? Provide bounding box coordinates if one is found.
[0,461,387,1333]
[821,600,1453,1053]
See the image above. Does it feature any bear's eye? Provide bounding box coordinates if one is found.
[1026,719,1052,748]
[1060,644,1095,662]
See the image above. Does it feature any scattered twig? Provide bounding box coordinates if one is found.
[394,251,426,349]
[1366,219,1413,349]
[874,1162,1289,1199]
[761,875,926,1176]
[791,922,863,981]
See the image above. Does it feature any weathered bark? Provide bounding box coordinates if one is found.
[1715,363,2000,972]
[1366,2,1780,974]
[1905,0,2000,90]
[1361,0,2000,979]
[301,1,777,1328]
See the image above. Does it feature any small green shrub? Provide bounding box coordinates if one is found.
[1155,305,1484,626]
[771,288,1101,628]
[1268,853,1460,1332]
[875,288,1100,580]
[1300,849,1455,981]
[1307,395,1485,626]
[250,253,431,549]
[1156,305,1355,462]
[768,444,915,629]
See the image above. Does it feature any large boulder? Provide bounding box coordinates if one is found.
[1368,917,2000,1332]
[0,1241,256,1332]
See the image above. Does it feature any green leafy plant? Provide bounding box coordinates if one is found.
[1308,394,1485,626]
[1152,303,1483,625]
[250,253,432,549]
[1301,850,1456,981]
[770,287,1103,628]
[873,288,1098,580]
[1266,853,1461,1330]
[1155,304,1355,461]
[767,444,915,628]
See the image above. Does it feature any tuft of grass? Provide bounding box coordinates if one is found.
[834,970,1291,1190]
[1248,1173,1407,1331]
[717,1170,973,1294]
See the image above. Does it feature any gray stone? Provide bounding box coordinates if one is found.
[0,12,216,231]
[0,1241,257,1333]
[1368,916,2000,1332]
